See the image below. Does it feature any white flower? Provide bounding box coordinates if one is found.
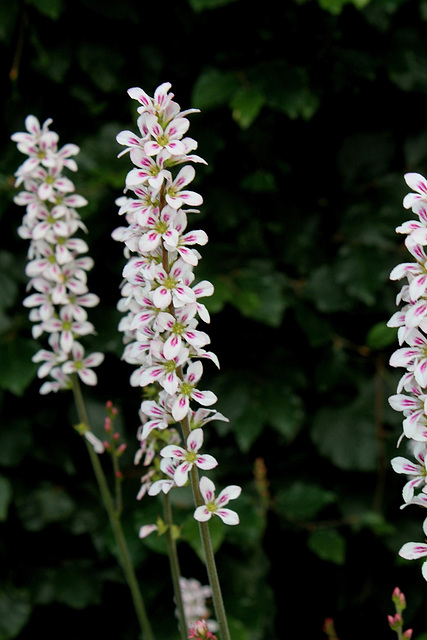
[12,116,103,393]
[194,476,241,525]
[399,517,427,580]
[160,428,218,486]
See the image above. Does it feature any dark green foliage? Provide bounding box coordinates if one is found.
[1,0,427,638]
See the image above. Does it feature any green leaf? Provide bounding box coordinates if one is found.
[0,586,31,640]
[26,0,64,19]
[77,43,124,92]
[358,511,396,536]
[180,513,225,561]
[0,338,38,396]
[311,382,378,471]
[33,563,102,608]
[304,265,353,313]
[231,259,289,327]
[227,617,251,640]
[276,481,336,521]
[188,0,239,11]
[0,252,19,310]
[192,69,239,110]
[0,2,19,44]
[307,529,346,564]
[240,170,277,193]
[266,387,305,442]
[0,418,33,467]
[16,482,75,531]
[0,476,12,521]
[366,321,397,350]
[317,0,371,14]
[231,87,265,129]
[260,64,319,120]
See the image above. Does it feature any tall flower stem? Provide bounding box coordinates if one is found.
[71,374,155,640]
[179,411,231,640]
[162,492,188,640]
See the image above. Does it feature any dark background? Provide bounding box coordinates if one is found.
[1,0,427,638]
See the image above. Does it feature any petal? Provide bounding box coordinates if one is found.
[199,476,216,503]
[194,506,212,522]
[399,541,427,560]
[215,508,240,525]
[187,427,203,452]
[195,454,218,470]
[391,456,420,475]
[174,462,191,486]
[192,389,217,407]
[216,485,242,506]
[160,444,186,460]
[139,524,158,539]
[172,395,190,421]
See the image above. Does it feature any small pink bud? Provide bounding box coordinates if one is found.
[403,630,413,639]
[113,432,120,440]
[104,417,112,432]
[388,613,402,631]
[106,400,113,410]
[117,443,127,455]
[392,587,401,600]
[115,470,123,479]
[103,441,111,450]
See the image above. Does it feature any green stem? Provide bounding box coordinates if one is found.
[159,185,231,640]
[181,413,231,640]
[162,493,188,640]
[71,374,155,640]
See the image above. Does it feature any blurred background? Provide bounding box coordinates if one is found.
[1,0,427,638]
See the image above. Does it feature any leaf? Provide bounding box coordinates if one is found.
[317,0,371,14]
[240,170,277,193]
[180,513,225,561]
[192,68,240,110]
[307,529,346,564]
[16,482,75,531]
[188,0,239,11]
[366,321,397,350]
[33,563,102,608]
[0,338,38,396]
[304,265,353,313]
[226,617,251,640]
[231,87,265,129]
[0,418,33,467]
[335,244,390,306]
[0,252,19,310]
[310,382,378,471]
[0,2,19,44]
[77,43,124,92]
[231,259,289,327]
[0,477,12,521]
[258,63,319,120]
[276,482,336,521]
[26,0,64,20]
[0,586,31,640]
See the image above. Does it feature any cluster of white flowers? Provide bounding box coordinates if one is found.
[388,172,427,579]
[113,82,241,525]
[11,116,104,396]
[179,577,218,633]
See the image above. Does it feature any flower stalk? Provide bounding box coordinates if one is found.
[11,117,154,640]
[388,172,427,580]
[114,82,241,638]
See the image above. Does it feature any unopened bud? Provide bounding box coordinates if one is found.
[403,630,413,639]
[388,613,402,631]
